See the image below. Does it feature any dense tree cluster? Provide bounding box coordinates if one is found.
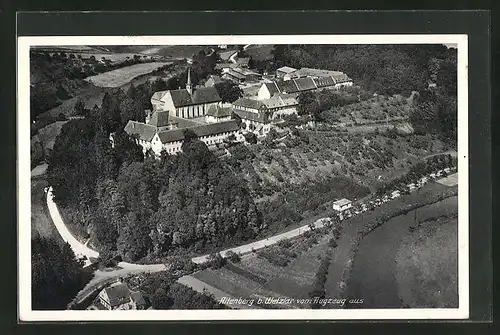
[214,81,243,103]
[297,88,366,121]
[375,154,457,196]
[32,235,92,310]
[48,91,262,263]
[410,89,457,145]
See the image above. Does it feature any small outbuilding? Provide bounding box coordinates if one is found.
[332,198,352,212]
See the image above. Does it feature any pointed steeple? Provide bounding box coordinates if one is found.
[186,67,193,95]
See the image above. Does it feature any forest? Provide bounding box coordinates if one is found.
[32,235,92,309]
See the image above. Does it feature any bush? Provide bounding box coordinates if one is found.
[206,252,226,269]
[225,250,241,263]
[169,256,197,273]
[277,239,292,249]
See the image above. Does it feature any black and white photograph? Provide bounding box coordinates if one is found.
[18,34,468,321]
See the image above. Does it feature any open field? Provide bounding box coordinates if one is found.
[38,85,106,120]
[191,234,332,307]
[219,49,238,61]
[245,44,275,60]
[436,172,458,187]
[155,45,209,59]
[85,62,171,87]
[36,121,68,151]
[395,206,458,308]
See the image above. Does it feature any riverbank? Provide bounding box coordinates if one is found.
[323,181,458,306]
[345,195,458,308]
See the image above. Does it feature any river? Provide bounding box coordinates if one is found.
[345,196,458,308]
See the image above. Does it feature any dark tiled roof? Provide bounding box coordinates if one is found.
[104,283,131,308]
[157,128,185,143]
[233,108,268,123]
[263,82,280,96]
[207,105,233,118]
[223,70,246,80]
[124,121,157,141]
[169,87,221,107]
[294,77,317,91]
[192,87,221,105]
[276,80,299,93]
[169,116,201,128]
[332,73,351,83]
[296,67,345,78]
[169,89,193,107]
[192,120,240,138]
[130,291,146,306]
[157,120,239,143]
[148,110,169,127]
[232,97,266,110]
[313,76,335,88]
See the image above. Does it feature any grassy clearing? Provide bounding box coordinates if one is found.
[219,49,237,61]
[85,62,170,87]
[39,85,106,120]
[395,203,458,308]
[245,45,275,60]
[36,121,68,151]
[192,266,285,307]
[192,233,332,304]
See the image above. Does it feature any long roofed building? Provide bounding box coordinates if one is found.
[124,68,241,156]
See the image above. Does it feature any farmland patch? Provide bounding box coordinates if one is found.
[85,62,171,87]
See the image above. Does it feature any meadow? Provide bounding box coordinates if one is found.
[395,197,458,308]
[192,233,332,307]
[85,62,171,87]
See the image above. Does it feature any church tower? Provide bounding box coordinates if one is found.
[186,67,193,95]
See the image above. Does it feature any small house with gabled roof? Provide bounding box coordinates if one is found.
[95,281,147,310]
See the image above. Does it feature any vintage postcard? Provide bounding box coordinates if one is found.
[18,34,468,321]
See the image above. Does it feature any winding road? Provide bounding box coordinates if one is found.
[229,44,251,64]
[45,186,332,306]
[44,161,457,307]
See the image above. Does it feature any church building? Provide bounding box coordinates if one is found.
[124,68,241,156]
[151,68,223,119]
